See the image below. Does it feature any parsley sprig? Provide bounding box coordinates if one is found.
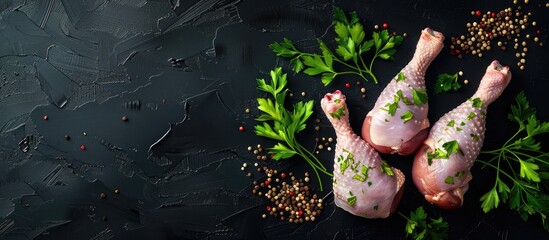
[476,92,549,230]
[399,207,449,240]
[427,140,462,165]
[270,7,404,85]
[434,73,461,94]
[255,67,333,191]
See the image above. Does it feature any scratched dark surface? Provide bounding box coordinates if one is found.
[0,0,548,239]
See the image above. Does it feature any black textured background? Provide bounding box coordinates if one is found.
[0,0,548,239]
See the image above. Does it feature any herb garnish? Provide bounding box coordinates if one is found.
[471,97,483,108]
[477,92,549,230]
[338,149,353,174]
[467,112,477,120]
[412,88,428,106]
[255,68,333,190]
[401,110,414,123]
[397,72,406,82]
[352,165,370,182]
[444,176,454,184]
[380,160,394,176]
[397,90,413,105]
[399,207,449,240]
[470,133,479,142]
[348,191,357,206]
[381,95,400,116]
[330,105,346,120]
[434,73,461,94]
[270,7,404,85]
[427,140,463,165]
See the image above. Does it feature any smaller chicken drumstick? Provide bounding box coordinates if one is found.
[412,60,512,209]
[321,90,405,218]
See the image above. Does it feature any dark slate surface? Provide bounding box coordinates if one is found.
[0,0,548,239]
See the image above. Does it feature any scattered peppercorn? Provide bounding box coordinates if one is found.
[43,115,48,121]
[252,169,323,223]
[239,126,245,131]
[345,83,351,88]
[99,193,106,199]
[121,116,128,121]
[64,134,70,140]
[382,23,389,29]
[80,145,86,151]
[114,189,120,194]
[450,5,544,69]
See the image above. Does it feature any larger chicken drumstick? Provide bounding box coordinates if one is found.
[362,28,444,155]
[321,90,405,218]
[413,61,512,209]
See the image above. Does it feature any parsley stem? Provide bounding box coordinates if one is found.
[298,51,376,83]
[332,57,359,70]
[286,137,325,171]
[335,71,367,81]
[366,69,378,84]
[359,55,378,84]
[298,144,327,171]
[477,159,525,187]
[509,150,549,165]
[397,211,410,220]
[503,128,524,149]
[289,143,326,190]
[297,52,359,71]
[307,157,324,191]
[369,55,378,74]
[504,153,519,177]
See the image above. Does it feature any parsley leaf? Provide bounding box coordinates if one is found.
[427,140,462,165]
[397,90,413,105]
[380,160,394,176]
[397,72,406,82]
[477,91,549,231]
[444,176,455,184]
[382,101,400,117]
[339,151,352,174]
[427,148,446,165]
[348,191,357,206]
[434,73,461,94]
[255,68,333,190]
[442,140,462,156]
[470,133,479,142]
[401,110,414,123]
[467,112,477,120]
[412,88,428,106]
[330,105,346,120]
[471,97,483,108]
[400,207,449,240]
[508,91,536,124]
[270,6,404,85]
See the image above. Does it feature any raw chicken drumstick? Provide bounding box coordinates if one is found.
[412,61,512,209]
[362,28,444,155]
[321,90,405,218]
